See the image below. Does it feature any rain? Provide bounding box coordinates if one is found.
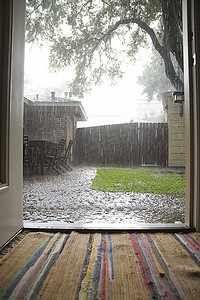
[24,1,185,226]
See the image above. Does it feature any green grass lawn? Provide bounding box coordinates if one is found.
[90,168,185,194]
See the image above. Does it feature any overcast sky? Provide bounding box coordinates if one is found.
[24,44,163,127]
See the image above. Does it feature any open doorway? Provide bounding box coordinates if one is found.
[23,0,186,229]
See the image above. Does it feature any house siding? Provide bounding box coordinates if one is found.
[162,92,185,167]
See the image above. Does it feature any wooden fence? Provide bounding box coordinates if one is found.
[74,123,168,166]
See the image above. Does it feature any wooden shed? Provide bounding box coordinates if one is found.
[162,91,185,167]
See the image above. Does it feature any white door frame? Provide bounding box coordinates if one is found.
[0,0,25,248]
[183,0,200,231]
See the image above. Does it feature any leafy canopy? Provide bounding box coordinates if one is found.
[26,0,183,98]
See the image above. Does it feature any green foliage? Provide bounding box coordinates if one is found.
[137,48,184,101]
[26,0,68,43]
[137,49,174,101]
[143,109,166,122]
[90,168,185,194]
[26,0,183,98]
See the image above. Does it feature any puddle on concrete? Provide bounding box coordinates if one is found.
[23,167,185,224]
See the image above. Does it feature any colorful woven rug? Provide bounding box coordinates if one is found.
[0,231,200,299]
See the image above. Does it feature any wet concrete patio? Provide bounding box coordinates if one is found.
[23,166,185,225]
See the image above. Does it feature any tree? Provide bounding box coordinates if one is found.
[143,110,166,123]
[137,49,180,101]
[26,0,184,98]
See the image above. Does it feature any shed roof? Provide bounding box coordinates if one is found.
[24,96,87,121]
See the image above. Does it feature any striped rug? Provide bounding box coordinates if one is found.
[0,231,200,299]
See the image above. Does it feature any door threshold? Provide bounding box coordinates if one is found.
[23,221,194,233]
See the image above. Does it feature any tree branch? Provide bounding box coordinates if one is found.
[26,2,43,17]
[161,0,183,71]
[88,16,183,90]
[89,18,134,64]
[101,0,111,6]
[132,17,183,90]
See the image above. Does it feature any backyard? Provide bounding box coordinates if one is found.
[23,166,185,224]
